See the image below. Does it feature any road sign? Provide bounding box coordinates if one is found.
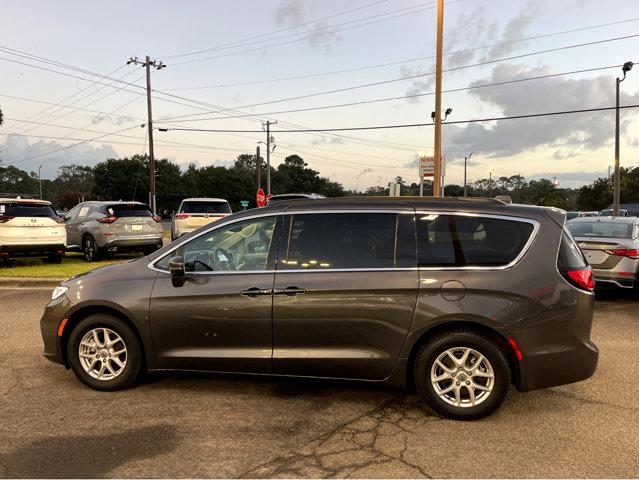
[420,156,434,177]
[240,200,249,208]
[266,193,273,204]
[256,188,266,207]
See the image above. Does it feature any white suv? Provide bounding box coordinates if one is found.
[0,198,66,263]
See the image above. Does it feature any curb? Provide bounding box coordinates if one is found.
[0,277,64,288]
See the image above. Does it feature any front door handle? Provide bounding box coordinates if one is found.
[240,287,272,297]
[273,286,307,296]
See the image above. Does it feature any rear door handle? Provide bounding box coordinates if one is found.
[240,287,272,297]
[273,286,307,296]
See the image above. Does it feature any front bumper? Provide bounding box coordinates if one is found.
[40,293,72,365]
[0,243,65,258]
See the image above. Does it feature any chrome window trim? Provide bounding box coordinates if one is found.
[414,210,540,271]
[148,208,540,274]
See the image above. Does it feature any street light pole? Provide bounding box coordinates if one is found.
[613,61,633,216]
[432,0,444,198]
[463,152,473,197]
[38,164,43,199]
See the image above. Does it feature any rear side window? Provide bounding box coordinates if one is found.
[107,204,153,218]
[0,203,56,217]
[284,213,398,269]
[558,231,587,269]
[417,214,535,267]
[180,201,231,214]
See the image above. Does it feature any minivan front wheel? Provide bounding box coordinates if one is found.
[67,314,141,391]
[414,331,510,420]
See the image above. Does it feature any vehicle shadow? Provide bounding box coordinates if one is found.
[0,424,178,478]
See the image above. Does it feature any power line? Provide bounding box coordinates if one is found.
[163,0,392,59]
[171,1,448,66]
[159,104,639,133]
[163,16,639,90]
[158,33,639,123]
[162,64,625,122]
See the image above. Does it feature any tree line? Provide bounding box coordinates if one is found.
[0,152,635,213]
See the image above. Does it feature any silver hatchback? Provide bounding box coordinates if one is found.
[64,201,163,261]
[567,216,639,289]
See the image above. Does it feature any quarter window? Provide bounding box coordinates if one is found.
[283,213,399,269]
[417,214,535,267]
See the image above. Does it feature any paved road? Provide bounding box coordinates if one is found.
[0,288,637,478]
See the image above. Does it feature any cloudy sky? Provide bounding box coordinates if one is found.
[1,0,639,189]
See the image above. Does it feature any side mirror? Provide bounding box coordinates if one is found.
[169,255,186,287]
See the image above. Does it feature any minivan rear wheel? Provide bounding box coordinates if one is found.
[413,331,510,420]
[67,314,142,391]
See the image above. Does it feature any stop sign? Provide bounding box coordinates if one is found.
[256,188,266,207]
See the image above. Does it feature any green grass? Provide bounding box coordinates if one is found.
[0,252,142,279]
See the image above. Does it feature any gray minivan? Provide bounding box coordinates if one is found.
[41,197,598,420]
[64,201,163,261]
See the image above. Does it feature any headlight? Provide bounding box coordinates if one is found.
[51,286,69,301]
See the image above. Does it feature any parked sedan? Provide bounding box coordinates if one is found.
[64,201,163,261]
[567,216,639,289]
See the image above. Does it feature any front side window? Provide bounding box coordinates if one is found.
[283,213,398,269]
[157,216,277,272]
[417,214,535,267]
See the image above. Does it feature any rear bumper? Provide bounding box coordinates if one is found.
[593,268,637,289]
[101,235,163,251]
[517,292,598,392]
[0,243,65,258]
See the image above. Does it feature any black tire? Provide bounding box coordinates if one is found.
[83,235,102,262]
[44,255,63,264]
[67,314,142,391]
[413,330,510,421]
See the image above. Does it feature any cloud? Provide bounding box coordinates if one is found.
[484,0,542,60]
[309,136,345,146]
[443,63,639,158]
[356,168,372,181]
[91,114,137,127]
[272,1,341,54]
[0,134,118,178]
[528,170,608,187]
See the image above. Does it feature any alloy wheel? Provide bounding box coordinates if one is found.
[78,328,128,380]
[430,347,494,408]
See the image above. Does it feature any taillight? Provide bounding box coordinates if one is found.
[52,216,65,224]
[605,249,639,259]
[564,267,595,291]
[153,215,162,222]
[0,215,15,223]
[175,214,190,219]
[97,216,118,224]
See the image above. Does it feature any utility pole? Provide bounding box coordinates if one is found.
[38,164,43,199]
[256,145,261,189]
[613,62,633,216]
[262,120,277,196]
[432,0,444,198]
[463,152,473,197]
[127,55,166,214]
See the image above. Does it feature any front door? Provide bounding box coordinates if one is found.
[149,215,281,373]
[272,211,418,381]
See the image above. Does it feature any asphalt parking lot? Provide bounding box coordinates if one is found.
[0,288,637,478]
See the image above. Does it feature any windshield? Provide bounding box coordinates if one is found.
[567,221,633,239]
[0,203,57,217]
[180,201,231,214]
[107,204,153,218]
